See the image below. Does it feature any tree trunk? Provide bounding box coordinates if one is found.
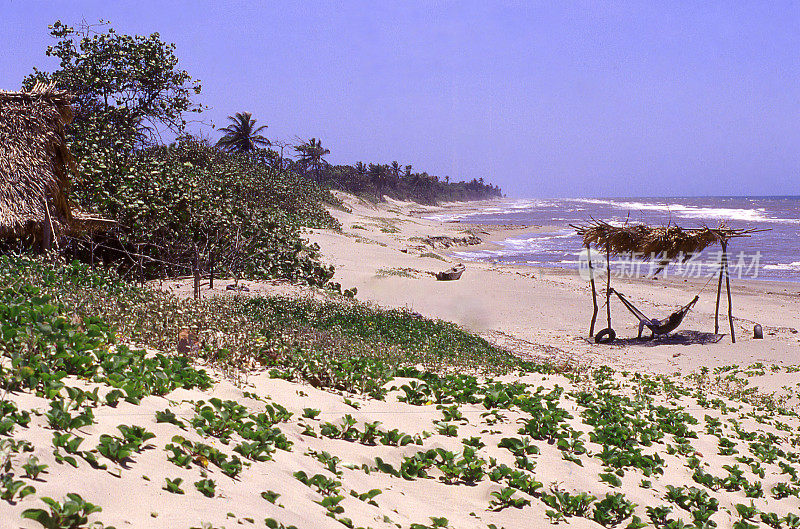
[209,253,215,289]
[193,249,200,300]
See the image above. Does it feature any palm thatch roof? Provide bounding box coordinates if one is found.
[572,219,759,262]
[0,82,111,240]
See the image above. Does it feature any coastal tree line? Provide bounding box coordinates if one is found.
[214,108,502,204]
[19,21,500,283]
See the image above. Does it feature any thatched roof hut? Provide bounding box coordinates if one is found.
[0,82,110,245]
[572,220,757,261]
[572,219,761,344]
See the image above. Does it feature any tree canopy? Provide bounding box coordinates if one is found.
[216,112,270,152]
[18,19,501,286]
[23,20,203,215]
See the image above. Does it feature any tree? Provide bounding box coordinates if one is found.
[368,163,389,199]
[270,139,294,174]
[295,137,330,182]
[23,20,202,215]
[97,137,336,285]
[26,20,201,142]
[216,112,270,152]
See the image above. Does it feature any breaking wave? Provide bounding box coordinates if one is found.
[569,198,800,225]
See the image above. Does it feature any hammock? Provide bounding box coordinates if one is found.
[609,288,699,338]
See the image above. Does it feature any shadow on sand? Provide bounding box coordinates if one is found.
[614,330,725,347]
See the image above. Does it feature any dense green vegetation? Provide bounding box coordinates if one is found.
[1,256,539,397]
[0,260,212,400]
[281,147,502,204]
[324,161,502,204]
[23,22,341,285]
[20,21,501,285]
[3,254,800,528]
[79,137,339,284]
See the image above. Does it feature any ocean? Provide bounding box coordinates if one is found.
[427,196,800,282]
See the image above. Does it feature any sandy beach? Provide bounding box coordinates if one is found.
[5,195,800,529]
[6,4,800,527]
[298,193,800,378]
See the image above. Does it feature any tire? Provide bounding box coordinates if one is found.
[595,328,616,344]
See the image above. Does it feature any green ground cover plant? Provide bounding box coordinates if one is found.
[540,488,595,521]
[163,478,185,494]
[165,435,244,478]
[194,478,216,498]
[21,456,48,481]
[1,256,547,398]
[5,251,800,528]
[489,487,531,511]
[21,493,112,529]
[261,490,281,503]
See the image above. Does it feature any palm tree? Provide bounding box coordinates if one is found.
[369,163,389,199]
[216,112,270,152]
[388,161,401,190]
[294,143,312,174]
[295,138,330,181]
[350,162,369,191]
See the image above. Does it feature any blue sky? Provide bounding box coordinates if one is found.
[3,1,799,197]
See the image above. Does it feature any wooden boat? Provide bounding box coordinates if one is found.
[435,263,465,281]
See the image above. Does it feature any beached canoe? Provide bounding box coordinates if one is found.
[436,263,465,281]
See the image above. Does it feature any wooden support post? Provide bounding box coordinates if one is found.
[722,241,735,343]
[137,244,144,286]
[714,254,724,334]
[605,245,612,331]
[587,245,599,337]
[209,253,215,290]
[42,199,53,253]
[193,250,200,300]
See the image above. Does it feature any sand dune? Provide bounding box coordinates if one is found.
[4,194,800,529]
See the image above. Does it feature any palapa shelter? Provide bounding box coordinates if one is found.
[0,82,111,249]
[572,220,760,344]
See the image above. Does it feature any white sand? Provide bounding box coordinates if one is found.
[5,193,800,528]
[5,363,799,528]
[301,192,800,380]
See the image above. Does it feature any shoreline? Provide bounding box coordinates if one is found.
[413,197,800,286]
[163,191,800,379]
[300,192,800,378]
